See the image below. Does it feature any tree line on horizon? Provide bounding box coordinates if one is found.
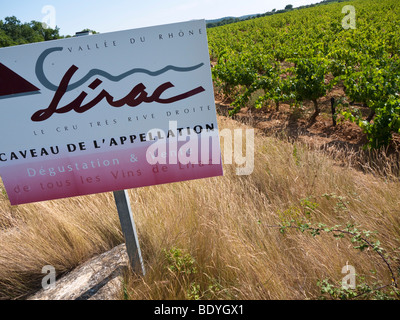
[0,0,350,47]
[0,16,98,48]
[206,0,349,28]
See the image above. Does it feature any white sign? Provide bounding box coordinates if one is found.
[0,20,223,205]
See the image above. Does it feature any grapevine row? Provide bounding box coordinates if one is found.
[208,0,400,148]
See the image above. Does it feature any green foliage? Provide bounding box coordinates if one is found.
[163,247,197,275]
[292,57,334,117]
[292,145,301,166]
[278,205,303,227]
[206,0,323,29]
[77,28,99,35]
[322,192,349,213]
[212,49,259,100]
[0,16,62,48]
[207,17,240,28]
[162,247,233,300]
[342,97,400,148]
[163,247,199,299]
[273,193,399,299]
[300,196,319,216]
[362,99,400,149]
[209,0,400,148]
[187,282,201,300]
[277,217,399,299]
[318,277,400,300]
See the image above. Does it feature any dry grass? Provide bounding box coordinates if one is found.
[123,116,400,300]
[0,115,399,300]
[0,192,123,299]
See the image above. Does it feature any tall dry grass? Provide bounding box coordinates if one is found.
[123,116,400,300]
[0,115,399,299]
[0,191,123,299]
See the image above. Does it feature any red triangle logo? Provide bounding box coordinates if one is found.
[0,63,40,97]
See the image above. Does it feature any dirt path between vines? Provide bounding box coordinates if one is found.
[216,99,367,151]
[215,91,400,175]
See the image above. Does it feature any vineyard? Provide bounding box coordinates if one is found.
[208,0,400,149]
[1,0,400,301]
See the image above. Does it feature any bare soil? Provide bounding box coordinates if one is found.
[215,85,400,155]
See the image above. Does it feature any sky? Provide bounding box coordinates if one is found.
[0,0,321,36]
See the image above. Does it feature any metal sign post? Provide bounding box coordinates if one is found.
[113,190,146,276]
[77,31,145,276]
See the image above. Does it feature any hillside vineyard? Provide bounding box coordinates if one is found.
[208,0,400,148]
